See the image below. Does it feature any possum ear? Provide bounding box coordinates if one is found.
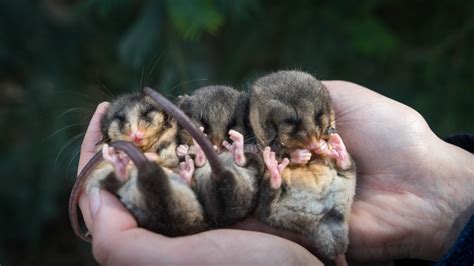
[176,94,190,107]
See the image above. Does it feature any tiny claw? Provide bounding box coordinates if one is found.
[193,139,207,167]
[176,144,189,157]
[222,140,232,152]
[102,144,129,181]
[290,149,312,164]
[263,146,286,189]
[179,155,195,185]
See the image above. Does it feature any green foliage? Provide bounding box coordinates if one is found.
[165,0,223,39]
[0,0,473,264]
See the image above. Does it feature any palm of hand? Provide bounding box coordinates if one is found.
[326,81,449,261]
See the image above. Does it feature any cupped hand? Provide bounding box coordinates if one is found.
[323,81,474,261]
[76,103,321,266]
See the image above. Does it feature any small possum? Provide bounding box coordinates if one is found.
[99,93,179,167]
[175,85,264,225]
[177,85,252,148]
[69,92,207,242]
[249,70,356,264]
[145,87,264,226]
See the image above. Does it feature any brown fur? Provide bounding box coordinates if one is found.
[250,70,356,263]
[75,93,209,240]
[176,85,265,225]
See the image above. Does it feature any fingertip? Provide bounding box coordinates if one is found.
[97,101,110,110]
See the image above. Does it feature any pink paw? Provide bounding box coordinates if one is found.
[179,155,195,185]
[290,149,312,164]
[263,147,289,189]
[102,144,130,182]
[176,144,189,158]
[310,139,330,154]
[223,130,246,167]
[326,134,352,170]
[192,138,207,167]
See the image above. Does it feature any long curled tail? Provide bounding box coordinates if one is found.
[144,87,230,181]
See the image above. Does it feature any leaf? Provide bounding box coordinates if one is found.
[164,0,223,39]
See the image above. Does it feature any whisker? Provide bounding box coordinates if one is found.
[56,90,98,102]
[56,107,94,120]
[66,145,82,179]
[54,133,86,166]
[139,66,145,90]
[145,52,163,85]
[97,81,115,98]
[48,123,87,138]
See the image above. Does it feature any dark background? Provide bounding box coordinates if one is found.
[1,0,473,265]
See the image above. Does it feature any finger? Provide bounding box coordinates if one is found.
[91,190,138,264]
[79,194,93,232]
[263,147,271,163]
[78,102,109,175]
[222,140,233,152]
[229,130,243,142]
[186,155,195,172]
[278,158,290,171]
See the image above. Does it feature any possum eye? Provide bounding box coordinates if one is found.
[142,107,155,117]
[315,110,323,122]
[114,114,126,123]
[142,107,156,123]
[283,117,300,126]
[296,130,308,138]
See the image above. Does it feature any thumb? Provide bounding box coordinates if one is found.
[90,189,138,264]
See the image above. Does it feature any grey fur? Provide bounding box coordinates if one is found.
[250,70,356,262]
[177,85,264,226]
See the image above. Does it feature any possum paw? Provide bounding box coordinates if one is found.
[326,133,352,170]
[176,144,189,158]
[179,155,195,185]
[102,144,130,182]
[290,149,312,164]
[263,147,289,189]
[192,138,207,167]
[310,139,330,154]
[223,130,246,167]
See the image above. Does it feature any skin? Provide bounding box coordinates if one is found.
[77,81,474,264]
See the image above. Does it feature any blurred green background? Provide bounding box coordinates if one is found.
[0,0,473,264]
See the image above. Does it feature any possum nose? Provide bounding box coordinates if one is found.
[130,131,144,143]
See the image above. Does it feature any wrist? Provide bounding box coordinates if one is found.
[421,138,474,260]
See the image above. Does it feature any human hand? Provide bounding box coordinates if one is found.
[76,103,321,265]
[323,81,474,261]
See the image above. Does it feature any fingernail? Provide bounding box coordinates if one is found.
[98,102,110,110]
[89,187,101,219]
